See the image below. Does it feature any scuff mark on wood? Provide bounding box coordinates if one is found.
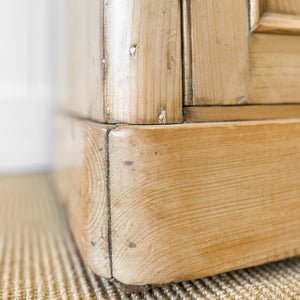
[128,242,136,248]
[129,44,138,58]
[158,108,167,124]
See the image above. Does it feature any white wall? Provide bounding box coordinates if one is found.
[0,0,63,173]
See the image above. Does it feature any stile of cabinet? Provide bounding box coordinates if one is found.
[61,0,182,124]
[55,0,300,286]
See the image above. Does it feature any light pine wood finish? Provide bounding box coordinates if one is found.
[54,116,112,278]
[105,0,182,124]
[255,12,300,35]
[184,105,300,123]
[251,34,300,104]
[250,0,300,33]
[182,0,193,106]
[56,0,300,287]
[183,0,300,106]
[56,116,300,285]
[62,0,182,124]
[184,0,250,105]
[109,120,300,285]
[61,0,105,122]
[62,0,300,117]
[248,1,300,104]
[266,0,300,15]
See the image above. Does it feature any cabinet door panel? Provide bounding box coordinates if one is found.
[249,0,300,104]
[183,0,250,105]
[251,34,300,103]
[184,0,300,106]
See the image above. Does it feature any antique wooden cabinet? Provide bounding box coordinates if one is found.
[55,0,300,285]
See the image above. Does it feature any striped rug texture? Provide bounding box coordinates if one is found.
[0,174,300,299]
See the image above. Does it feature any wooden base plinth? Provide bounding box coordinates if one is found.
[55,115,300,285]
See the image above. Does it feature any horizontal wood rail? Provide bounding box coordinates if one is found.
[184,105,300,123]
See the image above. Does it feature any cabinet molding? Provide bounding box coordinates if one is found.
[255,12,300,35]
[249,0,265,30]
[182,0,193,106]
[250,0,300,34]
[55,115,300,285]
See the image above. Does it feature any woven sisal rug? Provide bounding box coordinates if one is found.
[0,174,300,299]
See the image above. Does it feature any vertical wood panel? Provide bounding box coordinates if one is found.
[61,0,105,122]
[191,0,250,105]
[61,0,182,124]
[104,0,182,124]
[251,33,300,103]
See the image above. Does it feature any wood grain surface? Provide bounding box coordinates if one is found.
[109,120,300,284]
[190,0,250,105]
[56,0,300,285]
[54,116,112,277]
[61,0,105,122]
[255,12,300,35]
[251,33,300,104]
[61,0,182,124]
[184,105,300,123]
[56,114,300,285]
[250,0,300,32]
[266,0,300,14]
[105,0,182,124]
